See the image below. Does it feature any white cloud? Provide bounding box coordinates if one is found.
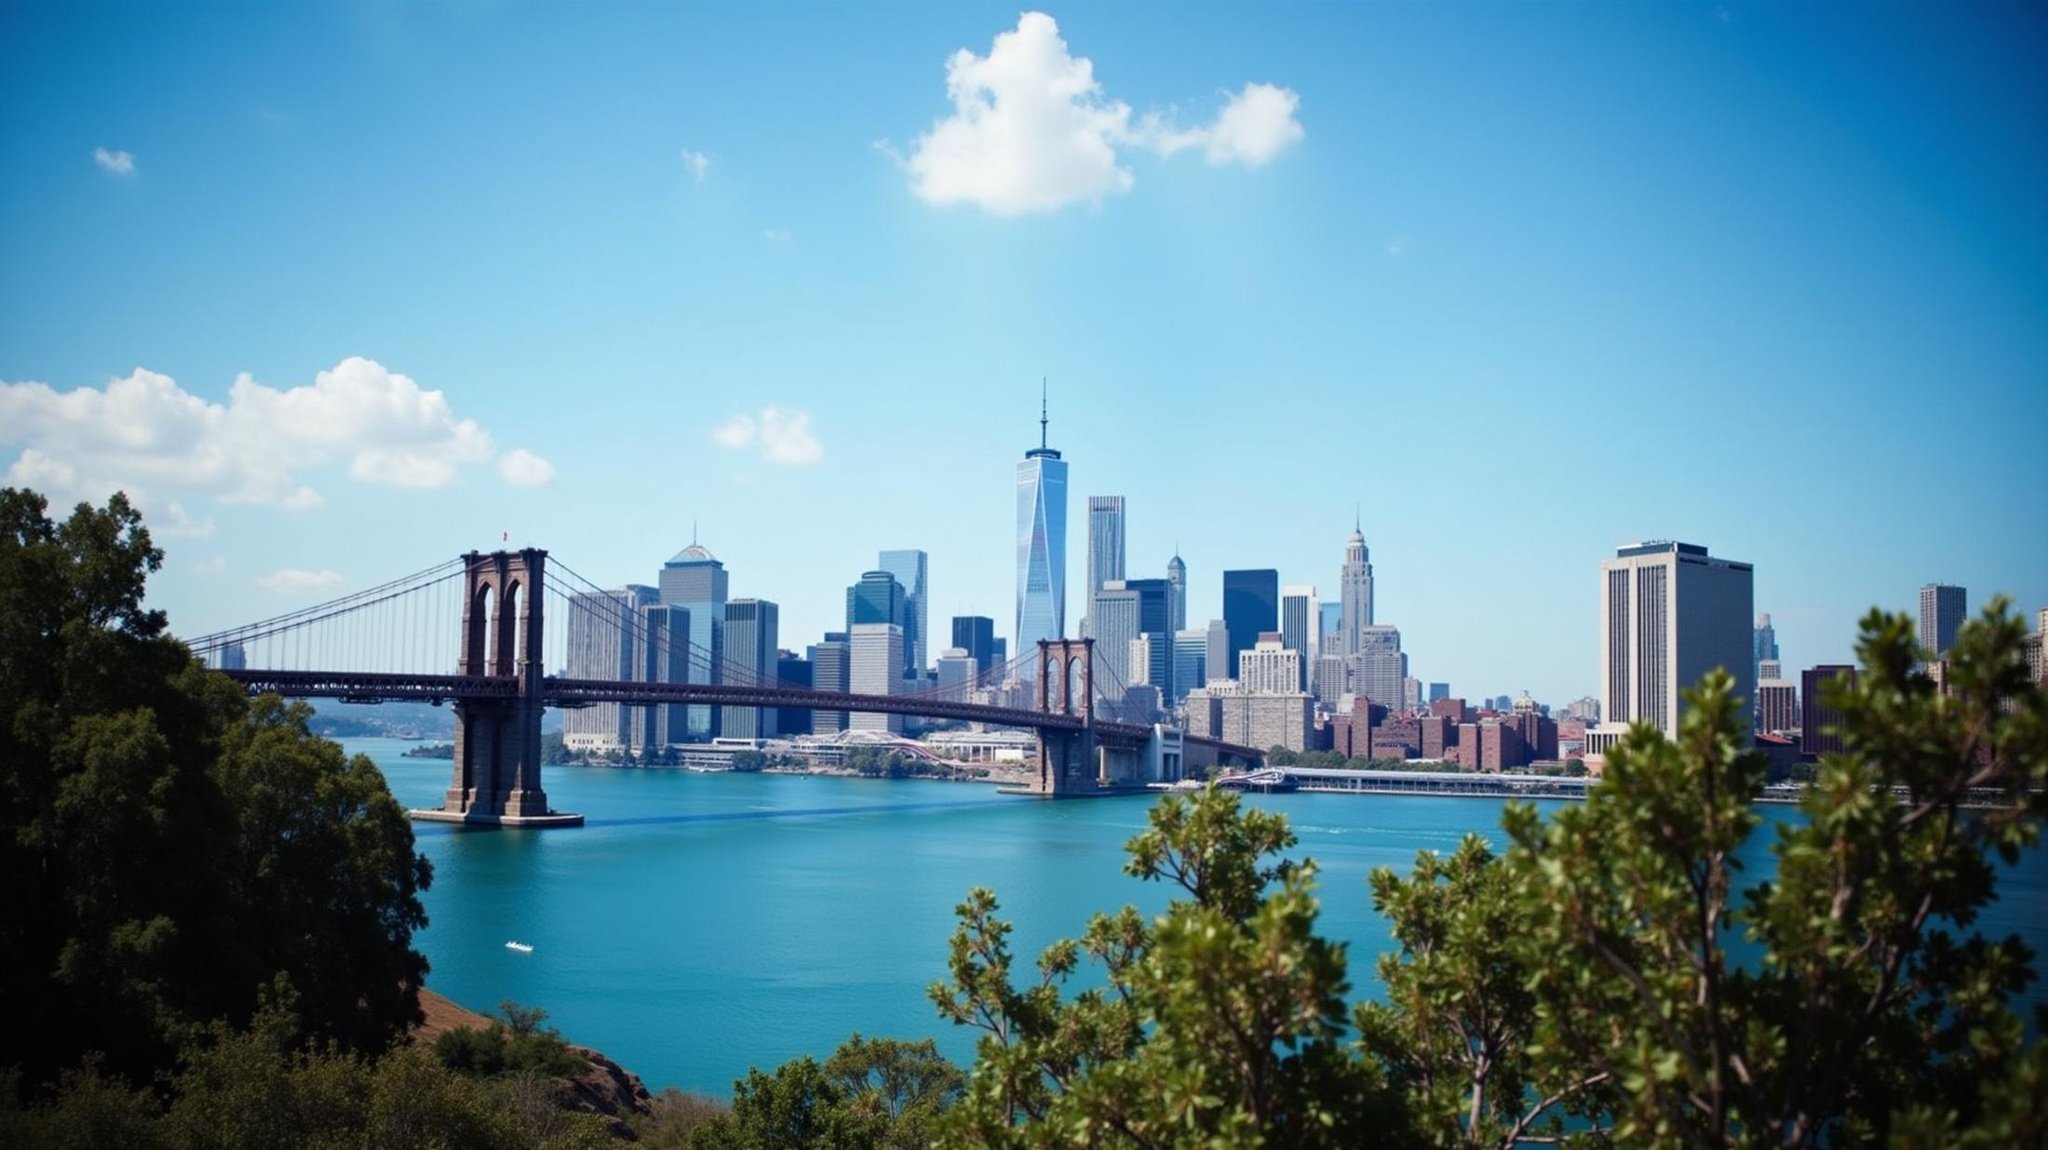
[1173,82,1305,167]
[254,568,345,595]
[681,149,712,181]
[497,448,556,487]
[897,13,1303,216]
[711,406,822,466]
[0,358,527,516]
[93,147,135,176]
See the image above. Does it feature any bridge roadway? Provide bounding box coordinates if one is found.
[221,669,1260,759]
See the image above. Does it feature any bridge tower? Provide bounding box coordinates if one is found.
[1027,638,1098,796]
[418,549,582,827]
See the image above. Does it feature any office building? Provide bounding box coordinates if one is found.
[1239,633,1303,697]
[1091,581,1142,696]
[563,585,656,752]
[1166,552,1187,633]
[1319,601,1343,649]
[659,541,728,741]
[1222,568,1279,673]
[1427,682,1450,703]
[1204,620,1230,686]
[1758,659,1783,681]
[1280,585,1318,692]
[1016,390,1068,660]
[1339,522,1374,654]
[1801,665,1858,758]
[1350,625,1407,711]
[877,550,929,673]
[1087,497,1126,601]
[936,648,978,693]
[951,615,996,680]
[775,651,812,736]
[636,602,691,748]
[1126,576,1173,694]
[1171,628,1208,707]
[212,642,247,671]
[1757,679,1798,735]
[810,633,850,733]
[849,623,905,733]
[719,599,779,740]
[1600,541,1755,740]
[1313,653,1348,703]
[847,570,906,634]
[1753,613,1779,690]
[1918,584,1966,659]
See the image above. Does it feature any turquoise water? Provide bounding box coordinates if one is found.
[351,739,2048,1095]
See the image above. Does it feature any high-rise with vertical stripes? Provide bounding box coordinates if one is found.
[1600,541,1754,740]
[1016,389,1067,662]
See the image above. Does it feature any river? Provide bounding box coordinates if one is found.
[349,738,2048,1096]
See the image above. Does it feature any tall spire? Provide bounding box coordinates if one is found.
[1040,377,1048,452]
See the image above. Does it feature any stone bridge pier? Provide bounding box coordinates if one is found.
[412,549,582,828]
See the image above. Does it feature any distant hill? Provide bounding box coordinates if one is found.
[303,700,565,740]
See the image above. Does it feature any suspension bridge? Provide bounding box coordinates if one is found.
[185,550,1263,827]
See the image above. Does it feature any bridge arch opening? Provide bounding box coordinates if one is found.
[469,583,495,671]
[500,578,522,676]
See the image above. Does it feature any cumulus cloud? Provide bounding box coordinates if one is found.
[93,147,135,176]
[255,568,345,595]
[0,358,526,516]
[497,448,556,487]
[897,12,1303,215]
[680,148,712,181]
[711,407,823,466]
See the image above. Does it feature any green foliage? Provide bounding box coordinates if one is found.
[684,1034,962,1150]
[434,1002,586,1080]
[0,489,431,1088]
[1492,600,2048,1147]
[930,786,1397,1147]
[632,1088,732,1148]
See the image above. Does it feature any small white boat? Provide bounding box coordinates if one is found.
[505,941,534,953]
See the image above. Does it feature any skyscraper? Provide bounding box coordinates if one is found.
[1600,541,1755,740]
[1166,552,1187,634]
[659,541,728,741]
[810,633,850,733]
[1016,388,1068,660]
[849,623,905,733]
[1801,665,1857,758]
[1222,569,1279,673]
[1339,523,1374,655]
[1753,613,1779,678]
[1204,619,1230,687]
[1280,585,1318,692]
[1351,626,1407,710]
[877,549,929,674]
[1171,628,1207,706]
[1091,582,1142,697]
[719,599,779,739]
[1087,497,1126,601]
[847,571,906,635]
[1918,584,1966,659]
[950,615,996,680]
[563,585,657,752]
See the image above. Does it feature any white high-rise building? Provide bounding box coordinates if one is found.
[1918,584,1966,660]
[563,586,653,752]
[1600,541,1755,740]
[1339,523,1374,655]
[848,623,905,734]
[1016,390,1068,662]
[1349,626,1406,711]
[1087,496,1125,600]
[1091,581,1142,698]
[1239,633,1303,697]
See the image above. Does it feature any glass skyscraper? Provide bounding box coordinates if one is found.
[877,549,929,674]
[1087,496,1125,599]
[1016,394,1068,663]
[1222,568,1279,673]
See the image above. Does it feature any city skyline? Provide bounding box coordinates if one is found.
[3,4,2044,705]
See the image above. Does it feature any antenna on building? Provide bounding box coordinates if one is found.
[1040,377,1048,451]
[692,520,698,547]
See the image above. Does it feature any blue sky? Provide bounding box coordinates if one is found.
[3,1,2044,704]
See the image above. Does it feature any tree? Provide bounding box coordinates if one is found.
[0,488,432,1087]
[1493,601,2047,1147]
[930,787,1399,1147]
